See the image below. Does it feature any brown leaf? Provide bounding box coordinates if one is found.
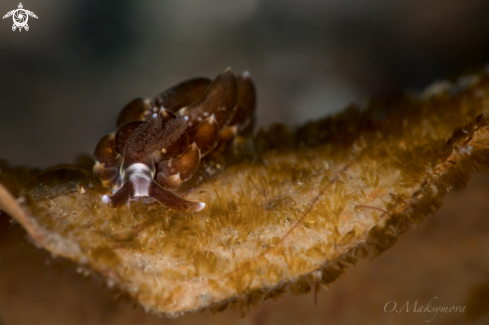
[1,72,489,316]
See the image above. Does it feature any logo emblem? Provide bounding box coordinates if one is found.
[3,3,38,32]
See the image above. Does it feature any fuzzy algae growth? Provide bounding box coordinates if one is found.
[2,72,489,316]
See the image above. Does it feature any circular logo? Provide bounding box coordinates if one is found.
[13,9,28,28]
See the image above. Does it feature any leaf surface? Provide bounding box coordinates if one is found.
[1,73,489,316]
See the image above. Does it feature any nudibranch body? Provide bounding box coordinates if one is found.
[93,68,256,212]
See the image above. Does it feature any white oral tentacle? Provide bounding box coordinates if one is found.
[102,195,111,204]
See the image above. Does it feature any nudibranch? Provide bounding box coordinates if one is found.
[93,68,256,212]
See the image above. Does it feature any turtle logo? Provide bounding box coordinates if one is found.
[2,3,38,32]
